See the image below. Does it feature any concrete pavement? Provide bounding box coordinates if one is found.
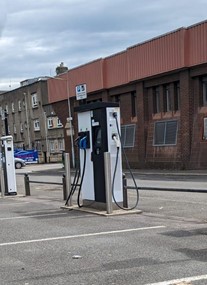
[0,163,206,284]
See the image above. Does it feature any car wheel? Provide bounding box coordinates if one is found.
[15,162,22,169]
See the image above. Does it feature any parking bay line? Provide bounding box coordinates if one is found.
[145,274,207,285]
[0,225,165,247]
[0,212,69,221]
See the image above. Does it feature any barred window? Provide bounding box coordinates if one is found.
[121,124,136,148]
[154,120,178,146]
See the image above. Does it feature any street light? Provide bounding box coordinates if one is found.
[48,75,75,168]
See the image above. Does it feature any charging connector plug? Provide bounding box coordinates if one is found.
[112,134,120,148]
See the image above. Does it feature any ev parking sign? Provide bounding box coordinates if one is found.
[76,84,87,100]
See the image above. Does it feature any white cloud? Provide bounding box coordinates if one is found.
[0,0,207,90]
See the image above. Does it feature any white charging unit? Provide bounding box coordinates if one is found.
[75,102,123,208]
[1,135,17,195]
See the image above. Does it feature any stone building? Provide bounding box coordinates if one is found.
[0,77,65,163]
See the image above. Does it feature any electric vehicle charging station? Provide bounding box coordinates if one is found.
[74,102,123,209]
[1,136,17,195]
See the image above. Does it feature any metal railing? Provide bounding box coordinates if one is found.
[24,173,67,199]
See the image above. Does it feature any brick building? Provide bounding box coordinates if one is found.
[48,20,207,169]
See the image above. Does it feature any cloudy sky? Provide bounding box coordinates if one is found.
[0,0,207,90]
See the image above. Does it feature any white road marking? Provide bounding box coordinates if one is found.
[130,193,207,205]
[0,225,165,247]
[0,212,68,221]
[145,274,207,285]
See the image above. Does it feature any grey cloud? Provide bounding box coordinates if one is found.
[1,0,207,90]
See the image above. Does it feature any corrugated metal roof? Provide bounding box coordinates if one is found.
[127,28,186,81]
[104,50,128,88]
[48,59,104,103]
[48,20,207,104]
[187,21,207,66]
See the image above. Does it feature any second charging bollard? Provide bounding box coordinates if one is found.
[64,153,72,206]
[104,152,113,214]
[62,174,67,200]
[24,173,30,196]
[122,173,128,208]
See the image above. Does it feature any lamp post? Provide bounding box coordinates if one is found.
[48,75,75,168]
[65,73,75,169]
[44,112,49,162]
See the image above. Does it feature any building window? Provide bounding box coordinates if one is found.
[13,124,17,134]
[115,95,120,103]
[203,118,207,140]
[202,77,207,106]
[57,118,63,127]
[49,140,55,152]
[18,100,22,111]
[121,124,136,148]
[5,104,8,114]
[48,117,53,129]
[131,91,137,117]
[35,141,42,151]
[32,93,38,108]
[58,139,65,150]
[154,120,178,146]
[20,123,24,133]
[174,82,180,111]
[34,119,40,131]
[153,87,160,113]
[12,102,15,113]
[163,85,172,112]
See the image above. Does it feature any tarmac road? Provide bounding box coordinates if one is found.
[0,163,206,285]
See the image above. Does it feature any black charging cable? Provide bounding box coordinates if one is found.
[77,148,87,207]
[65,164,80,206]
[112,112,139,210]
[65,136,87,207]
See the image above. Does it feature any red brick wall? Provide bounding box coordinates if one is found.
[52,63,207,169]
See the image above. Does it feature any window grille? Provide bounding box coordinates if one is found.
[154,120,178,146]
[203,118,207,140]
[121,124,136,148]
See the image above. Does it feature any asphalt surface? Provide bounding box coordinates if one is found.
[0,163,207,285]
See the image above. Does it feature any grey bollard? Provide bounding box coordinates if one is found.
[62,174,67,201]
[104,152,113,214]
[24,173,31,196]
[64,153,72,206]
